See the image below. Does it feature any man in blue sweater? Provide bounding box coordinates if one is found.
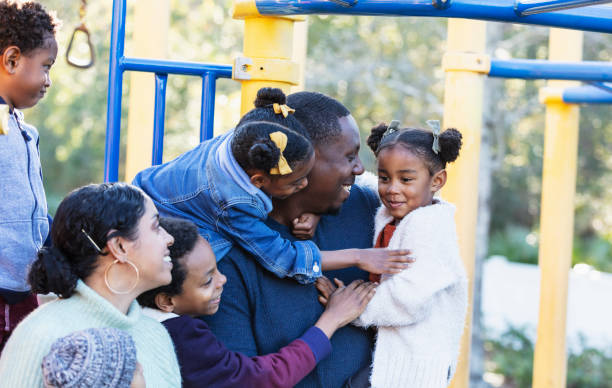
[202,92,379,387]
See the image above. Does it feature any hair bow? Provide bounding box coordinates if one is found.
[426,120,441,154]
[272,103,296,118]
[0,105,10,135]
[268,131,293,175]
[382,120,401,138]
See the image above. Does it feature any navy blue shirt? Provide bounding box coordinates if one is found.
[202,185,380,388]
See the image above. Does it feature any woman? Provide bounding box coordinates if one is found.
[0,183,181,387]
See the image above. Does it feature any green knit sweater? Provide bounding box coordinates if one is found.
[0,280,181,387]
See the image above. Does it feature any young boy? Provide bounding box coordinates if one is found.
[0,1,58,351]
[138,217,377,388]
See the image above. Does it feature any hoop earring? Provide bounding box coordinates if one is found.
[104,259,139,295]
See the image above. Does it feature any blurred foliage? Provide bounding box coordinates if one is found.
[31,1,612,272]
[485,327,612,388]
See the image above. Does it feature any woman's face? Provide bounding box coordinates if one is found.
[123,197,175,293]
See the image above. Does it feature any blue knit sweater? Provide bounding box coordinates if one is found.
[202,185,379,388]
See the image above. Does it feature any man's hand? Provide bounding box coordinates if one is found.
[291,213,321,240]
[315,276,338,306]
[314,279,378,338]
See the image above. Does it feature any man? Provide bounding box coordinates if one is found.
[202,92,379,387]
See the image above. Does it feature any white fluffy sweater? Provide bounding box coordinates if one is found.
[354,199,468,388]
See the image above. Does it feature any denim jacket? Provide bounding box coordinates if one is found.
[133,131,322,284]
[0,107,49,293]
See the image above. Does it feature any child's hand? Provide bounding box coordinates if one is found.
[314,279,377,338]
[357,248,414,275]
[315,276,337,306]
[291,213,321,240]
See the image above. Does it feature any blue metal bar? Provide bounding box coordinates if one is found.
[515,0,612,16]
[200,72,217,142]
[253,0,612,33]
[589,82,612,93]
[489,59,612,81]
[152,74,168,165]
[104,0,127,182]
[563,85,612,103]
[121,57,232,78]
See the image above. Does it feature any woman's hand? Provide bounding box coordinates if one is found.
[357,248,414,275]
[291,213,321,240]
[314,278,377,338]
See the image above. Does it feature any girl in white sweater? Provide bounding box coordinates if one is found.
[317,120,468,388]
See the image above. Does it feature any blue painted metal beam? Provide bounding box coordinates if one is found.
[200,73,217,143]
[515,0,612,16]
[489,59,612,81]
[104,0,127,182]
[253,0,612,33]
[121,57,232,78]
[563,85,612,103]
[152,74,168,165]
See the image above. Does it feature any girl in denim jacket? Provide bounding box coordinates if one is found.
[135,89,412,284]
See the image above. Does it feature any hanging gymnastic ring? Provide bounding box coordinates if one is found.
[66,23,95,69]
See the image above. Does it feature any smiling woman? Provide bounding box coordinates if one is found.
[0,183,181,387]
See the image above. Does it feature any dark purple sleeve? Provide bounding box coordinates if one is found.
[163,316,332,388]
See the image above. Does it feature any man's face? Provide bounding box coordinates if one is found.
[296,115,365,214]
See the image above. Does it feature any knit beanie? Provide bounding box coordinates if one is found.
[42,327,138,388]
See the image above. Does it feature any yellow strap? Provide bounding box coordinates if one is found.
[269,131,293,175]
[272,103,295,118]
[0,105,10,135]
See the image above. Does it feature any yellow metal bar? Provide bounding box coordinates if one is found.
[233,1,303,115]
[291,18,309,93]
[532,28,582,388]
[125,0,169,182]
[441,19,487,388]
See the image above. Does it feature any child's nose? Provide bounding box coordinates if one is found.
[44,73,52,88]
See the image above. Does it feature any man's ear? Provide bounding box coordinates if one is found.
[155,293,175,313]
[1,46,21,74]
[105,232,128,262]
[249,171,270,189]
[431,169,447,193]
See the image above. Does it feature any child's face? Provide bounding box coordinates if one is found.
[262,153,315,199]
[8,36,57,109]
[171,237,227,316]
[377,146,444,222]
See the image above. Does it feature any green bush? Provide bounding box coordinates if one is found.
[486,327,612,388]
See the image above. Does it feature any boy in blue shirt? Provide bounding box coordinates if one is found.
[0,0,58,351]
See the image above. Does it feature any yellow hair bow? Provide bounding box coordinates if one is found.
[269,131,293,175]
[0,105,10,135]
[272,103,295,118]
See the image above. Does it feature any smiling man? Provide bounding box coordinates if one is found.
[202,92,380,388]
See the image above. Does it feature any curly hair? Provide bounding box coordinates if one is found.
[231,121,314,174]
[137,218,199,308]
[367,123,463,175]
[0,1,58,55]
[28,183,146,298]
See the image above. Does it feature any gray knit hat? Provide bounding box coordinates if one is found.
[42,328,138,388]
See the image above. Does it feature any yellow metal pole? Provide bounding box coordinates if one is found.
[441,19,488,388]
[532,28,582,388]
[125,0,169,182]
[233,0,303,115]
[291,18,308,93]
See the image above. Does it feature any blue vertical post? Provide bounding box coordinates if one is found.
[200,72,217,142]
[152,73,168,165]
[104,0,126,182]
